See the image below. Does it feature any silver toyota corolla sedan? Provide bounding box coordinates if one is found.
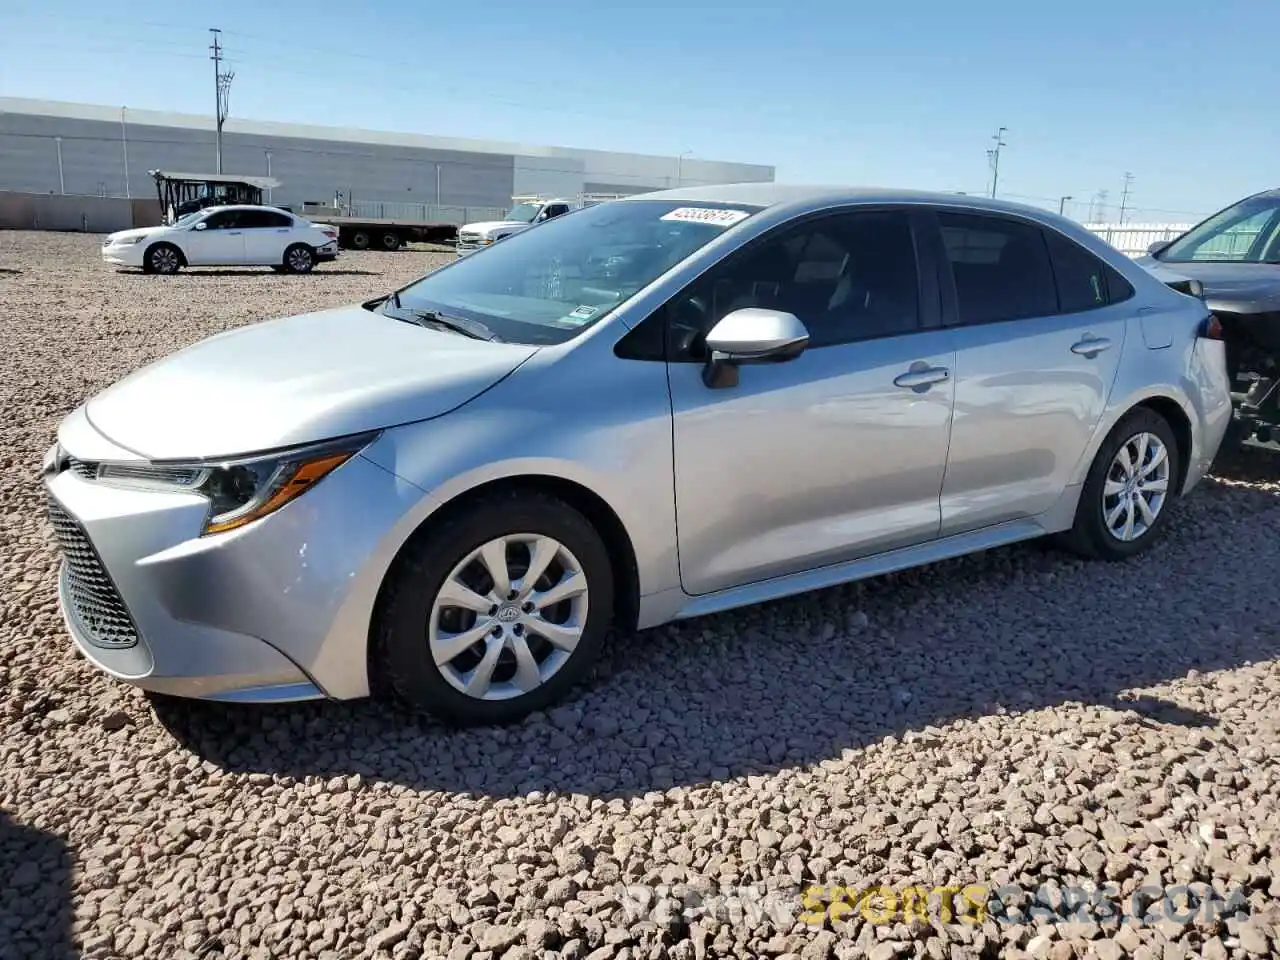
[43,184,1233,725]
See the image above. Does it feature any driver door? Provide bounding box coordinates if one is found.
[185,210,247,265]
[666,208,958,596]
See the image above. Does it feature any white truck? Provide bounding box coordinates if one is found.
[455,193,626,257]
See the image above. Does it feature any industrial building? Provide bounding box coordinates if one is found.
[0,97,775,217]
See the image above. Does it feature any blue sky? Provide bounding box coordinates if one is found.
[2,0,1276,222]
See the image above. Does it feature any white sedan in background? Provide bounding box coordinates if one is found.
[102,205,341,275]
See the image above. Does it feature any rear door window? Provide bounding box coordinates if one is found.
[938,212,1058,325]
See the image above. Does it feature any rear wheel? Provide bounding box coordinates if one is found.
[1058,407,1179,560]
[380,231,402,251]
[143,243,182,275]
[349,230,371,251]
[282,244,315,274]
[376,491,614,726]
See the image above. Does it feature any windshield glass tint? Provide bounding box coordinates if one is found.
[1161,195,1280,263]
[393,200,758,345]
[505,203,542,223]
[174,211,204,227]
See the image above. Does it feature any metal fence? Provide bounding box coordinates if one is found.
[1082,223,1192,257]
[1084,222,1261,259]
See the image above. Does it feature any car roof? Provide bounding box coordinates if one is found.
[195,204,294,214]
[624,182,1062,219]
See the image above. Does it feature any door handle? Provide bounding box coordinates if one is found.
[894,366,950,389]
[227,231,243,236]
[1071,336,1112,357]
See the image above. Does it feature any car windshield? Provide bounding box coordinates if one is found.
[1160,193,1280,263]
[388,200,759,345]
[504,203,543,223]
[173,211,204,227]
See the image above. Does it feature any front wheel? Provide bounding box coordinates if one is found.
[143,243,182,275]
[376,491,615,726]
[282,244,315,274]
[1057,407,1180,560]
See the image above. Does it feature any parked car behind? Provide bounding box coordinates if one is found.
[1136,187,1280,447]
[48,185,1232,725]
[101,205,340,275]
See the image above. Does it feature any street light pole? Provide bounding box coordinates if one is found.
[121,107,131,198]
[676,150,693,186]
[54,137,65,194]
[1058,195,1073,215]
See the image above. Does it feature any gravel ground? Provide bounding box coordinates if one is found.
[1,230,1278,960]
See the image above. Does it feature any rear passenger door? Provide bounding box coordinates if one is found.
[240,209,296,264]
[931,210,1132,535]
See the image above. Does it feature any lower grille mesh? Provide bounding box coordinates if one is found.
[46,497,139,649]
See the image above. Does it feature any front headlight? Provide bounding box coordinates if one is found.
[96,432,379,535]
[113,236,145,245]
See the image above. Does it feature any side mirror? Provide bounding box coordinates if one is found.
[1146,239,1170,256]
[193,221,208,231]
[701,308,809,388]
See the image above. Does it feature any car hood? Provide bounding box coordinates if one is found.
[83,304,538,460]
[462,220,529,235]
[1135,257,1280,313]
[105,226,163,244]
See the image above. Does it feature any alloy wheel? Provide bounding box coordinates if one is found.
[287,247,313,272]
[150,247,179,274]
[1102,431,1171,541]
[429,534,589,701]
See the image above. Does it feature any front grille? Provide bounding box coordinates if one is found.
[458,232,481,244]
[67,457,98,480]
[46,497,139,649]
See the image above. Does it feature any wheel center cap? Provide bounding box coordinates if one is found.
[496,605,521,623]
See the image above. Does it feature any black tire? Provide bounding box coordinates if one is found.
[349,230,371,251]
[376,491,615,726]
[270,265,286,273]
[1057,407,1180,561]
[143,242,182,275]
[282,244,315,274]
[380,231,402,252]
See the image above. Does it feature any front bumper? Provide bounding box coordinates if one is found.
[42,413,424,702]
[455,239,491,258]
[102,241,145,267]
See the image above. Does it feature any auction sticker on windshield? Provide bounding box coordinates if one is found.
[660,207,751,227]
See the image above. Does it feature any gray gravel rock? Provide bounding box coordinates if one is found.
[1,231,1279,959]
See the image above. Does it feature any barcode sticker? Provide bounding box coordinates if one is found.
[659,207,751,227]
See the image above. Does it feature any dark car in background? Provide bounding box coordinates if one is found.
[1137,188,1280,448]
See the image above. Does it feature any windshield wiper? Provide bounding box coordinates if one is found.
[395,305,502,342]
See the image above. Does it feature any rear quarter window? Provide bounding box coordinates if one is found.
[1044,230,1136,311]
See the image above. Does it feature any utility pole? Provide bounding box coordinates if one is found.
[986,126,1008,198]
[210,28,235,174]
[1118,172,1134,225]
[1058,195,1073,215]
